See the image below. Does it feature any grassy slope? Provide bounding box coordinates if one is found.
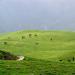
[0,30,75,75]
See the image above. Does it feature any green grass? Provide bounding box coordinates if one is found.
[0,30,75,75]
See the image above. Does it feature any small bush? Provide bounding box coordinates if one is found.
[34,34,38,37]
[29,34,32,37]
[72,57,74,61]
[59,60,62,62]
[4,42,7,45]
[35,42,39,45]
[72,72,75,75]
[68,59,71,62]
[50,38,52,40]
[22,36,25,39]
[8,37,10,39]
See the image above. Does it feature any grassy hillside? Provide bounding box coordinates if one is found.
[0,30,75,75]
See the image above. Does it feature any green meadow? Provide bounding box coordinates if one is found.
[0,30,75,75]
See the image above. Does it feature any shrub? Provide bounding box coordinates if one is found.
[72,72,75,75]
[8,37,10,39]
[35,42,39,45]
[50,38,52,40]
[4,42,7,45]
[29,34,32,37]
[22,36,25,39]
[72,57,74,61]
[68,59,71,62]
[34,34,38,37]
[59,60,62,62]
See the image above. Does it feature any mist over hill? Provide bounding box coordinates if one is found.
[0,0,75,32]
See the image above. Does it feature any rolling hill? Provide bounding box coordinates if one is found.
[0,30,75,75]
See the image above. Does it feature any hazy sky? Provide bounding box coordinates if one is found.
[0,0,75,32]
